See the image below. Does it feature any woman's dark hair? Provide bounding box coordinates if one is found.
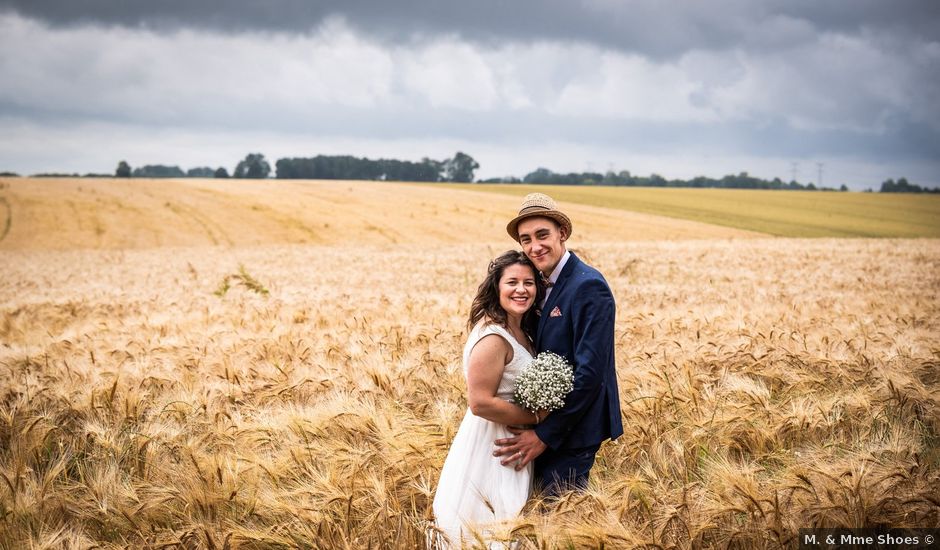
[467,250,543,337]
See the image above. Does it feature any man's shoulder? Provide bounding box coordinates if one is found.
[558,260,613,308]
[568,255,609,286]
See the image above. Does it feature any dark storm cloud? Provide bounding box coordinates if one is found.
[2,0,938,57]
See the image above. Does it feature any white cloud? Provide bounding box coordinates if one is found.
[695,29,940,133]
[551,50,718,122]
[0,14,398,121]
[397,37,500,110]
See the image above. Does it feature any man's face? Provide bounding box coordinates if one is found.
[517,216,567,275]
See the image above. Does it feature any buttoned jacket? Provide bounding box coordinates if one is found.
[533,252,623,450]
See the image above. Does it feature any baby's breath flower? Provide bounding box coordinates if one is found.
[513,351,574,412]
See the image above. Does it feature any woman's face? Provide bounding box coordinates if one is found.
[498,263,537,319]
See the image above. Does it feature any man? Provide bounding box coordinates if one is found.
[493,193,623,496]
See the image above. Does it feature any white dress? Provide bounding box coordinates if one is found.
[432,322,534,547]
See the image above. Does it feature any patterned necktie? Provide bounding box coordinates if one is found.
[540,274,554,288]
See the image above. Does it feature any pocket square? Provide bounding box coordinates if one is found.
[550,306,562,317]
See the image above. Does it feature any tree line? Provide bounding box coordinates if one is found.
[113,154,918,192]
[2,153,933,192]
[113,152,480,183]
[482,168,850,191]
[878,178,939,194]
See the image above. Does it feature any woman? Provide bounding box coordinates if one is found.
[431,250,546,547]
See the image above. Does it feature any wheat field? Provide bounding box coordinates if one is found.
[1,178,938,548]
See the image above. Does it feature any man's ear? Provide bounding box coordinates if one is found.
[559,226,569,242]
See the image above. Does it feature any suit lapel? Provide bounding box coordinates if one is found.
[537,252,581,347]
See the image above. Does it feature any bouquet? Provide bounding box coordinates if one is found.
[513,351,574,412]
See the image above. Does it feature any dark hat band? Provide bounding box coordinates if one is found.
[518,205,553,215]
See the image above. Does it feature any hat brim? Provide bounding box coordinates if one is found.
[506,210,573,242]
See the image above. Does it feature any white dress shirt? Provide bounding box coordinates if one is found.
[540,250,571,308]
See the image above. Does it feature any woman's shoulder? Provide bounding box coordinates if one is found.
[463,321,513,366]
[472,320,533,354]
[469,320,511,343]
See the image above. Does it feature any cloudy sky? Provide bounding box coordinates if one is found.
[1,1,938,189]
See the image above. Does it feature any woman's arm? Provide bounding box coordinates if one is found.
[466,334,540,425]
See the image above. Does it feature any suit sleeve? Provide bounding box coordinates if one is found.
[534,277,615,450]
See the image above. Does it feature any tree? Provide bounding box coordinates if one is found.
[443,152,479,183]
[274,155,445,181]
[214,167,229,178]
[115,161,131,178]
[234,153,271,179]
[879,177,935,193]
[523,167,555,184]
[131,165,185,178]
[186,167,215,178]
[648,174,667,187]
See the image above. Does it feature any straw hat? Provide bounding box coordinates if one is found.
[506,193,573,242]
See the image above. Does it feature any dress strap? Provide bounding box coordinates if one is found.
[480,322,529,353]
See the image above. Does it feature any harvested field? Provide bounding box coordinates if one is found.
[0,178,760,250]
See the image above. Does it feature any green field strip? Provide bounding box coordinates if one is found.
[443,184,940,238]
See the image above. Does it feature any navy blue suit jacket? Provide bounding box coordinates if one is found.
[533,252,623,450]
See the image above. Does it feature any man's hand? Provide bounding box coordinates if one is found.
[494,427,547,471]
